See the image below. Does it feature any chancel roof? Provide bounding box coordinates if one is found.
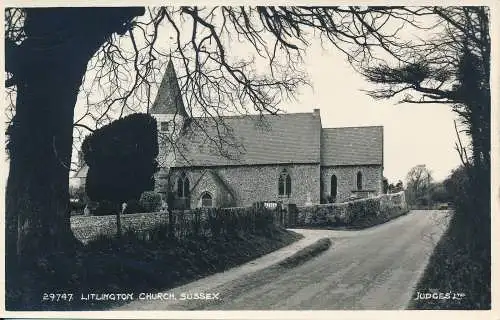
[320,126,383,166]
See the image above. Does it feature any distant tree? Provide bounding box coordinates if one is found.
[395,180,404,191]
[82,113,159,235]
[388,183,395,192]
[406,165,433,207]
[388,180,404,193]
[382,177,389,194]
[428,182,450,204]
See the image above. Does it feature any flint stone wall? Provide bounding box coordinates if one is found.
[296,191,408,228]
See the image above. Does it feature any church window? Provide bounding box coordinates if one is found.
[177,173,190,198]
[201,192,213,207]
[278,169,292,196]
[331,174,338,198]
[160,121,169,131]
[357,171,363,191]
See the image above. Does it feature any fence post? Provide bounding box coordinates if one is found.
[194,209,200,237]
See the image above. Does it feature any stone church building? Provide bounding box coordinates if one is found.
[151,60,384,209]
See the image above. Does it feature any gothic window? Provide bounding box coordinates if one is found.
[331,174,338,198]
[278,169,292,196]
[201,192,213,207]
[177,173,190,198]
[357,171,363,191]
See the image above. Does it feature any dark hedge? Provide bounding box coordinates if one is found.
[82,113,159,203]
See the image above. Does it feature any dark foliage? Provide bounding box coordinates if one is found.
[429,182,451,204]
[6,225,301,311]
[139,191,162,212]
[410,164,490,310]
[382,177,389,194]
[69,199,85,214]
[82,113,159,203]
[91,200,120,216]
[123,199,145,215]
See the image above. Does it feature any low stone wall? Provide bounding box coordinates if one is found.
[71,206,283,243]
[71,212,169,243]
[295,191,408,228]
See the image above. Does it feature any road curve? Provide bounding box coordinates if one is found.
[120,210,451,310]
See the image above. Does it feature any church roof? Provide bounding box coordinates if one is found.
[321,126,383,166]
[150,59,188,116]
[174,112,322,167]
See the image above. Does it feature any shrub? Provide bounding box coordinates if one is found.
[82,113,159,203]
[92,200,119,216]
[139,191,162,212]
[124,199,145,214]
[69,199,85,214]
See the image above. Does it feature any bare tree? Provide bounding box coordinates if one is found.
[5,6,427,260]
[360,5,490,249]
[358,7,491,308]
[360,7,490,169]
[405,164,433,207]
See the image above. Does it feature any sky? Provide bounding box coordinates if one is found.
[281,41,463,183]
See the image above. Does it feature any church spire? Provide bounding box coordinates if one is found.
[150,59,187,116]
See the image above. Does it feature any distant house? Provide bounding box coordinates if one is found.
[151,60,384,209]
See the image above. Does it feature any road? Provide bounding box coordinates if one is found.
[118,210,451,310]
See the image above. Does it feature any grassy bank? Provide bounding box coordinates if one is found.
[408,212,490,310]
[6,226,302,311]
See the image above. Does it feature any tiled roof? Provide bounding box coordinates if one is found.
[174,112,322,167]
[150,59,187,116]
[321,126,383,166]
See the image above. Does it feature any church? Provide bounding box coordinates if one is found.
[151,60,384,209]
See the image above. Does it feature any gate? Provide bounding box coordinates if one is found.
[285,203,298,228]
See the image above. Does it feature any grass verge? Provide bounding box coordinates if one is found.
[407,213,490,310]
[278,238,331,268]
[6,226,302,311]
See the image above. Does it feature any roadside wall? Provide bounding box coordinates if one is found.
[71,206,284,243]
[295,191,409,228]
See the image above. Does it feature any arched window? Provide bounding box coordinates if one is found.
[183,178,190,198]
[177,173,190,198]
[331,174,338,198]
[286,174,291,196]
[357,171,363,191]
[176,177,183,197]
[201,192,213,207]
[278,169,291,196]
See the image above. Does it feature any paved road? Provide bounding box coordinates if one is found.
[119,210,451,310]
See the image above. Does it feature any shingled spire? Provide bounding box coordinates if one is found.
[150,59,187,116]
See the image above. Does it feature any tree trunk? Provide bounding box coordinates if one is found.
[5,8,145,309]
[6,49,95,259]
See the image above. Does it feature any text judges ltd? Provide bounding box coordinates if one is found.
[80,292,221,301]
